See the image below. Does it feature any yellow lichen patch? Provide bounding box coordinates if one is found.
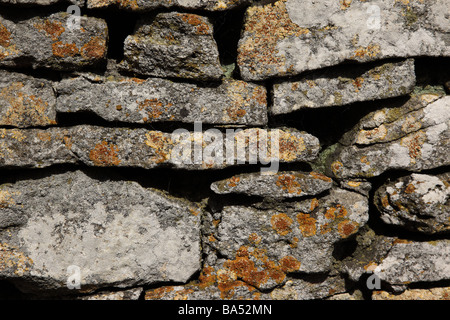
[227,176,240,188]
[309,171,332,182]
[52,41,79,57]
[0,190,19,208]
[277,131,305,162]
[145,132,173,164]
[296,213,317,237]
[34,19,65,41]
[360,156,370,165]
[248,233,261,245]
[400,130,426,163]
[0,82,56,127]
[401,114,422,134]
[310,198,319,211]
[356,125,388,144]
[404,183,416,194]
[276,174,302,194]
[237,0,310,76]
[352,77,364,92]
[331,161,343,176]
[208,234,217,242]
[89,141,121,166]
[351,44,381,60]
[393,238,412,245]
[0,242,33,276]
[179,13,211,35]
[189,207,200,216]
[36,131,52,142]
[289,236,299,248]
[144,286,174,300]
[364,261,378,272]
[337,220,359,238]
[340,0,352,10]
[138,98,166,120]
[320,223,331,235]
[347,181,361,188]
[271,213,293,236]
[279,256,301,272]
[63,136,73,149]
[0,22,12,47]
[325,207,336,220]
[81,37,107,60]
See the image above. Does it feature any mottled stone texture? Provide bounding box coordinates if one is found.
[238,0,450,81]
[55,76,267,125]
[0,170,202,294]
[0,12,108,70]
[121,13,223,80]
[87,0,256,11]
[272,59,416,114]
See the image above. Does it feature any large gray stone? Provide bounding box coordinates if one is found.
[0,126,320,170]
[0,70,56,127]
[272,59,415,114]
[0,12,107,71]
[0,170,202,294]
[211,171,333,198]
[55,76,267,126]
[375,172,450,234]
[120,13,223,80]
[237,0,450,81]
[326,94,450,179]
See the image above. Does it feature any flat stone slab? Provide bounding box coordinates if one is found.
[0,12,107,71]
[55,76,267,126]
[375,172,450,234]
[120,13,223,80]
[272,59,415,114]
[211,171,333,198]
[0,69,56,128]
[0,126,320,169]
[0,170,202,294]
[237,0,450,81]
[326,94,450,179]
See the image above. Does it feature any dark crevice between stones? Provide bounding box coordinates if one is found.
[0,280,28,300]
[414,57,450,88]
[268,95,411,149]
[365,166,450,242]
[0,3,77,21]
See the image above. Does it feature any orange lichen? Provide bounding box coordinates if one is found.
[89,141,121,166]
[0,82,56,127]
[248,233,261,245]
[331,161,343,176]
[138,98,167,121]
[277,132,305,162]
[276,174,302,194]
[351,44,381,60]
[81,37,106,60]
[179,13,211,35]
[279,256,301,272]
[237,0,310,77]
[309,171,332,182]
[34,19,65,41]
[144,286,174,300]
[338,220,359,238]
[0,22,12,47]
[0,242,33,276]
[320,223,332,235]
[296,213,317,237]
[325,207,336,220]
[401,131,426,162]
[227,176,240,188]
[145,131,173,164]
[404,183,416,194]
[271,213,293,236]
[353,77,364,92]
[226,106,247,121]
[52,41,79,57]
[340,0,352,9]
[347,181,361,188]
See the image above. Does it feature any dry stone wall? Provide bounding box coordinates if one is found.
[0,0,449,300]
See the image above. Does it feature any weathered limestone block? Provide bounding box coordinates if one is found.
[87,0,256,11]
[79,288,143,300]
[0,70,56,127]
[0,170,202,294]
[272,59,416,114]
[341,229,450,287]
[372,287,450,300]
[377,240,450,286]
[327,94,450,179]
[0,126,320,169]
[237,0,450,81]
[207,187,368,290]
[375,172,450,234]
[0,12,107,70]
[55,76,267,125]
[144,273,347,300]
[121,13,223,80]
[211,171,333,198]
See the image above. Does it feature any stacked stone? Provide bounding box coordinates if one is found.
[0,0,449,300]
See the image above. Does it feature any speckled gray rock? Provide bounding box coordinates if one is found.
[0,12,107,71]
[327,94,450,179]
[0,126,319,169]
[372,287,450,300]
[79,288,143,300]
[206,187,368,290]
[87,0,256,11]
[211,171,333,198]
[377,240,450,287]
[143,273,347,300]
[55,76,267,125]
[375,172,450,234]
[0,70,57,128]
[238,0,450,81]
[272,59,415,114]
[0,170,202,294]
[120,13,223,80]
[0,0,82,5]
